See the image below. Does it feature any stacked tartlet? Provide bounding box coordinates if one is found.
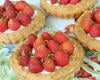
[0,0,45,44]
[41,0,96,19]
[10,31,84,80]
[74,7,100,52]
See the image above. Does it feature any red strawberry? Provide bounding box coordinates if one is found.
[3,0,14,8]
[33,37,45,49]
[35,45,49,59]
[54,50,69,67]
[20,54,30,66]
[18,12,32,26]
[0,7,4,16]
[48,40,59,53]
[60,0,70,5]
[23,6,34,17]
[41,32,52,40]
[0,19,8,32]
[70,0,79,5]
[89,24,100,37]
[28,34,37,47]
[54,31,68,44]
[51,0,57,4]
[43,57,55,72]
[82,13,93,33]
[15,1,28,11]
[28,57,43,73]
[8,18,20,31]
[19,44,31,55]
[61,40,74,55]
[3,6,16,19]
[93,9,100,24]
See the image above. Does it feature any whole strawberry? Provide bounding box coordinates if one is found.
[54,50,69,67]
[20,54,30,66]
[82,13,93,33]
[18,12,31,26]
[0,19,8,32]
[70,0,79,5]
[3,0,14,9]
[41,32,52,41]
[35,45,49,59]
[19,44,31,56]
[15,1,28,11]
[33,37,45,49]
[8,18,20,31]
[60,0,70,5]
[48,40,59,53]
[61,40,74,55]
[23,6,34,17]
[28,57,43,73]
[43,57,55,72]
[51,0,57,4]
[54,31,68,44]
[89,24,100,37]
[3,6,16,19]
[28,34,37,48]
[93,9,100,24]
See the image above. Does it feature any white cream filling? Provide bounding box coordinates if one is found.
[4,10,38,34]
[95,37,100,40]
[47,0,59,6]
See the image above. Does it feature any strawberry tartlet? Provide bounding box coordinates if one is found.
[0,0,45,44]
[40,0,96,19]
[10,31,84,80]
[74,7,100,52]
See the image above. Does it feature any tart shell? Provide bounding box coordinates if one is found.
[40,0,96,19]
[74,11,100,52]
[0,6,45,44]
[10,38,84,80]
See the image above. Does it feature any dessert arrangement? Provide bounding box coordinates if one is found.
[0,0,99,80]
[10,31,84,80]
[74,7,100,52]
[0,0,45,44]
[41,0,96,18]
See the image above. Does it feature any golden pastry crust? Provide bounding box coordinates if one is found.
[0,6,45,44]
[74,10,100,52]
[10,38,84,80]
[40,0,96,19]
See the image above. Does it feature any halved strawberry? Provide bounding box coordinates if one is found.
[33,37,45,49]
[61,40,74,55]
[82,13,93,33]
[89,24,100,37]
[19,44,31,55]
[0,19,8,32]
[60,0,70,5]
[48,40,59,53]
[43,57,55,72]
[51,0,57,4]
[41,32,52,41]
[15,1,28,11]
[35,45,49,59]
[54,50,69,67]
[28,57,43,73]
[8,18,20,31]
[20,54,30,66]
[70,0,79,5]
[93,9,100,24]
[54,31,68,44]
[27,34,37,48]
